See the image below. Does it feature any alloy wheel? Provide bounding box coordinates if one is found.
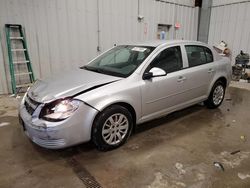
[213,85,224,105]
[102,113,129,145]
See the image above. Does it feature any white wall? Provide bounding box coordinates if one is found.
[0,0,199,94]
[212,0,249,6]
[0,35,8,94]
[208,0,250,63]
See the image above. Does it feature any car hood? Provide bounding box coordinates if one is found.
[27,69,122,103]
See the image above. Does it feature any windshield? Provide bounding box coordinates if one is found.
[81,45,155,77]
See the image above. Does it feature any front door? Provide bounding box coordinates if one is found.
[141,46,189,121]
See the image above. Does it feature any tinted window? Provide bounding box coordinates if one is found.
[185,45,214,67]
[204,47,213,63]
[150,46,183,74]
[185,46,206,67]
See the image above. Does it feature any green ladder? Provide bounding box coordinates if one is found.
[5,24,35,95]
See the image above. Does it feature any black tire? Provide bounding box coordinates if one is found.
[205,80,225,109]
[92,105,133,151]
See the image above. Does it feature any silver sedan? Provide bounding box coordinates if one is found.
[19,40,231,150]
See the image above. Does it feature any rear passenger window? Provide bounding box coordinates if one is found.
[204,47,213,63]
[150,46,183,74]
[185,45,214,67]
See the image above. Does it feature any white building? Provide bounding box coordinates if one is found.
[0,0,199,94]
[208,0,250,62]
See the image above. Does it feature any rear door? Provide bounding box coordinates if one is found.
[182,45,216,100]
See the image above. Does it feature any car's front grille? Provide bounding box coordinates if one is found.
[24,95,41,115]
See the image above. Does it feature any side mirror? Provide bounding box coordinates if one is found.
[142,72,153,80]
[143,67,166,80]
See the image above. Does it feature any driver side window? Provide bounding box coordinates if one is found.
[150,46,183,74]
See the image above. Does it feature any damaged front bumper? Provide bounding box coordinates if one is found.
[19,97,99,149]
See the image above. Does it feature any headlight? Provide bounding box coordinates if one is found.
[40,98,81,121]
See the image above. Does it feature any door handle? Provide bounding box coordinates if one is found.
[177,76,186,82]
[208,68,214,73]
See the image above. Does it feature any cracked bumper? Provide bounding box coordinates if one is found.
[19,100,98,149]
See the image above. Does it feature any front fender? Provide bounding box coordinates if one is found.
[74,78,142,123]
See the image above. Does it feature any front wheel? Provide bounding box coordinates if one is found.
[92,105,133,151]
[205,81,225,109]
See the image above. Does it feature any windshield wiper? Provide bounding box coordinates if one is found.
[81,66,126,78]
[81,66,103,73]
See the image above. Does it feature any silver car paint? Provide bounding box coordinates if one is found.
[27,69,121,103]
[19,40,231,149]
[79,41,230,124]
[19,93,99,148]
[75,74,143,121]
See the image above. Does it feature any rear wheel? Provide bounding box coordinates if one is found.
[205,81,225,109]
[92,105,133,151]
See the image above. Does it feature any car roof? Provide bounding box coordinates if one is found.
[121,40,207,47]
